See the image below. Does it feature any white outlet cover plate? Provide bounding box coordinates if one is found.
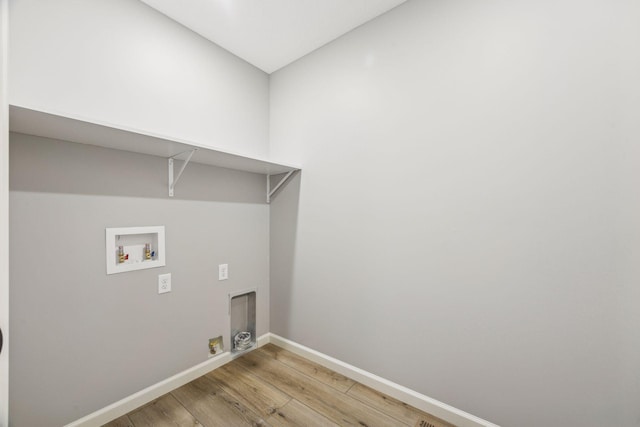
[218,264,228,281]
[158,273,171,294]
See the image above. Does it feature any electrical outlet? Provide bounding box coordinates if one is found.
[218,264,228,281]
[158,273,171,294]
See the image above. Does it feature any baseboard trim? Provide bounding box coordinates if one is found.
[257,333,270,347]
[65,333,271,427]
[268,333,499,427]
[67,333,497,427]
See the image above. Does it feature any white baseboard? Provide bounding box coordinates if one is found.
[268,333,499,427]
[66,333,271,427]
[257,333,270,347]
[67,333,497,427]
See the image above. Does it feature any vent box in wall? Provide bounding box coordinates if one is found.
[230,289,257,356]
[106,226,166,274]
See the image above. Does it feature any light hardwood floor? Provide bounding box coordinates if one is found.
[103,344,455,427]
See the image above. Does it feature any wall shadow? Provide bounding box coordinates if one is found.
[269,170,301,337]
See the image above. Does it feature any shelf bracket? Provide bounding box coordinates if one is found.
[267,169,297,204]
[168,149,197,197]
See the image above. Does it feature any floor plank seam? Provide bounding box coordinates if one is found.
[264,344,356,395]
[104,346,458,427]
[286,398,339,426]
[240,349,402,427]
[344,381,357,394]
[257,345,350,395]
[168,391,203,427]
[208,360,294,415]
[344,391,414,427]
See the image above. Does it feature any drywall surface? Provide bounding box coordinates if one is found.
[9,133,270,426]
[0,1,9,425]
[8,0,270,158]
[269,0,640,426]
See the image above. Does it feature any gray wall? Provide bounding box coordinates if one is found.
[269,0,640,426]
[9,133,270,426]
[0,0,8,423]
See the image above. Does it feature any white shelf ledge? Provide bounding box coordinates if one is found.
[9,104,299,176]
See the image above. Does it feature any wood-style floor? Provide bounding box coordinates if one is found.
[103,344,455,427]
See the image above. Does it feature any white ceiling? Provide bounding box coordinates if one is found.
[139,0,406,74]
